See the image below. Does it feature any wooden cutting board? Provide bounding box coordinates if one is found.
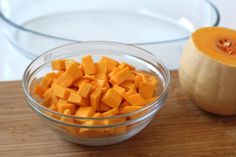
[1,71,236,157]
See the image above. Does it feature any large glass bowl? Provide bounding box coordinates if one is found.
[22,41,170,146]
[0,0,219,69]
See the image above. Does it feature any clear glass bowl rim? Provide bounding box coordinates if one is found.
[0,0,220,45]
[22,41,170,126]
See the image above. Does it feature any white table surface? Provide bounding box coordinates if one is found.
[0,0,235,81]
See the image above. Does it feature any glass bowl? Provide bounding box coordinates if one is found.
[22,41,170,146]
[0,0,219,69]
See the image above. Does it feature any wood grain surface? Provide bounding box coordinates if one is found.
[0,71,236,157]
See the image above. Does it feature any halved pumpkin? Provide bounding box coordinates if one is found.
[179,27,236,116]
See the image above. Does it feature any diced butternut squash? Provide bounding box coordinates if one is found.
[77,83,93,98]
[93,112,102,118]
[106,117,126,125]
[108,67,120,78]
[144,75,158,86]
[81,55,96,75]
[65,63,83,81]
[102,108,119,117]
[99,103,112,112]
[126,93,146,106]
[95,74,107,80]
[49,104,57,112]
[95,62,107,75]
[41,100,50,107]
[119,106,142,114]
[54,73,74,87]
[57,99,75,114]
[120,101,131,107]
[39,73,53,89]
[48,104,60,120]
[75,106,94,117]
[91,79,109,89]
[33,55,161,138]
[60,109,77,134]
[43,87,53,100]
[75,79,91,88]
[65,60,77,70]
[110,67,134,84]
[138,71,158,86]
[139,81,156,99]
[106,117,127,135]
[55,71,64,78]
[145,96,159,105]
[60,109,73,123]
[67,92,89,106]
[46,72,57,79]
[100,56,118,73]
[134,75,143,89]
[117,62,135,71]
[79,120,107,138]
[51,60,65,70]
[120,81,136,91]
[113,84,126,96]
[34,85,45,98]
[125,89,137,96]
[90,88,102,111]
[50,96,58,105]
[53,84,70,99]
[102,89,122,108]
[82,75,96,80]
[114,125,127,135]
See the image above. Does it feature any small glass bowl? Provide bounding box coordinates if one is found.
[22,41,170,146]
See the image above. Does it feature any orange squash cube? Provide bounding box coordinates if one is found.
[75,106,95,117]
[60,109,73,123]
[65,60,78,70]
[51,60,65,70]
[75,79,91,88]
[139,81,156,99]
[120,81,136,91]
[53,84,70,99]
[43,87,53,100]
[120,101,131,107]
[145,96,159,105]
[100,56,118,73]
[34,84,45,98]
[57,99,76,114]
[125,89,137,96]
[102,89,122,108]
[65,63,83,81]
[67,92,89,106]
[134,75,143,89]
[54,73,74,87]
[95,62,107,75]
[119,106,142,114]
[81,55,96,75]
[90,88,102,111]
[77,83,94,98]
[99,103,112,112]
[113,84,126,96]
[117,62,135,71]
[110,67,134,84]
[39,73,53,89]
[102,108,119,117]
[126,93,145,106]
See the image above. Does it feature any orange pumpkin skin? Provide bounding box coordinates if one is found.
[179,27,236,116]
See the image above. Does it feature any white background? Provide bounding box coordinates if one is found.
[0,0,235,81]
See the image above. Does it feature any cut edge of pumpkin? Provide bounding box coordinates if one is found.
[192,27,236,68]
